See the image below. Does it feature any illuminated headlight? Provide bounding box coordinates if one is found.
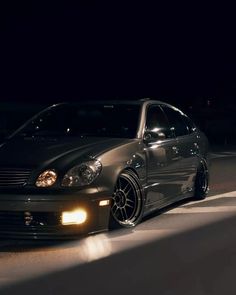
[62,160,102,187]
[35,170,57,187]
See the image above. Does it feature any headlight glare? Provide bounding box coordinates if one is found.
[35,170,57,187]
[62,160,102,187]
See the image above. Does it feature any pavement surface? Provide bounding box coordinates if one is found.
[1,149,236,294]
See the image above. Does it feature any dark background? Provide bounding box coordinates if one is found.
[0,2,236,144]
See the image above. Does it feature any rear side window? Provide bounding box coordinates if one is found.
[161,106,189,137]
[146,105,173,139]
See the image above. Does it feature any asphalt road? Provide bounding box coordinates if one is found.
[1,148,236,294]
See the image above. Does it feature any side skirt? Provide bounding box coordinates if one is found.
[142,191,194,217]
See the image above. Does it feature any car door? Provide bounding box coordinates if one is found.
[161,105,200,195]
[144,104,183,209]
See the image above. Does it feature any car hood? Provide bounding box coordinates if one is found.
[0,136,131,169]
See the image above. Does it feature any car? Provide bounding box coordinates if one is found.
[0,99,209,239]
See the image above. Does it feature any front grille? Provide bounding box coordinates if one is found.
[0,168,31,187]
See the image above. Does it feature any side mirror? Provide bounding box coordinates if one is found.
[143,130,166,144]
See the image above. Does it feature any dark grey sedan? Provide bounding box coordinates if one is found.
[0,99,209,239]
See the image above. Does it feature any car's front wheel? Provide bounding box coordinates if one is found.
[109,170,144,229]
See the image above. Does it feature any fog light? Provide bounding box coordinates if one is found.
[62,209,87,225]
[99,200,110,206]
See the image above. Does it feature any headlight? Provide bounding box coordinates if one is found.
[62,160,102,187]
[35,170,57,187]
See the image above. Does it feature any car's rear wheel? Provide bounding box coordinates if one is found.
[194,161,209,200]
[109,170,144,229]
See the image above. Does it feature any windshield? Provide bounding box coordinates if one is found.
[17,103,141,139]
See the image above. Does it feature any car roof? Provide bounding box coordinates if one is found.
[53,99,173,107]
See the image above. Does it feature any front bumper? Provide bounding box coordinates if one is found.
[0,187,112,239]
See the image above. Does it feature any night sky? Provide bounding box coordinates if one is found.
[0,2,236,106]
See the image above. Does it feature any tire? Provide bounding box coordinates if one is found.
[194,161,209,200]
[109,170,144,229]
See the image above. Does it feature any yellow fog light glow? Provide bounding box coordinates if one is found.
[62,209,87,225]
[99,200,110,206]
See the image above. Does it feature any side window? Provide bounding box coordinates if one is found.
[146,105,173,139]
[162,106,189,137]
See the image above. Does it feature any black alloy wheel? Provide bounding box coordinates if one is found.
[194,161,209,200]
[109,170,144,228]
